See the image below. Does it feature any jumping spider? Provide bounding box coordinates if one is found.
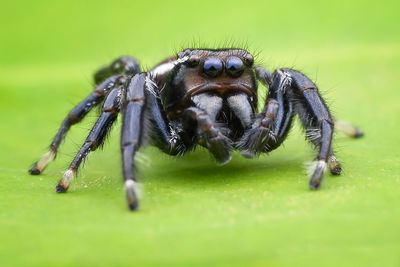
[29,48,363,210]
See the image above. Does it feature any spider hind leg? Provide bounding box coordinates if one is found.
[29,56,140,176]
[29,75,123,175]
[56,85,124,192]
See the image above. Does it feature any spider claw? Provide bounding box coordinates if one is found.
[353,128,364,138]
[328,156,342,175]
[125,180,139,211]
[28,150,56,175]
[56,168,75,193]
[207,132,233,164]
[308,160,327,190]
[55,184,68,193]
[335,121,364,138]
[329,166,342,175]
[309,180,320,190]
[29,166,41,175]
[238,124,274,157]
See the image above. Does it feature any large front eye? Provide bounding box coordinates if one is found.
[203,57,223,77]
[226,56,244,77]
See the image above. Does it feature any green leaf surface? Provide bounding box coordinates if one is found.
[1,0,399,266]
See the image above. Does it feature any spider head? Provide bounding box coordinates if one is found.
[178,49,256,92]
[162,49,257,114]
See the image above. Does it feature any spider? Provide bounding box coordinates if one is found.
[29,48,363,211]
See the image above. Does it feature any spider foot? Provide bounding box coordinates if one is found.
[29,150,56,175]
[55,168,75,193]
[335,121,364,138]
[29,166,41,175]
[125,180,139,211]
[204,131,233,165]
[238,122,275,158]
[308,160,327,190]
[328,155,342,175]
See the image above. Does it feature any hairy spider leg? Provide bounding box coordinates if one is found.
[29,75,123,175]
[257,68,359,176]
[56,85,124,192]
[94,56,140,85]
[182,107,233,164]
[334,120,364,138]
[29,57,140,175]
[145,79,186,156]
[238,67,294,157]
[281,68,335,189]
[241,67,342,189]
[120,73,149,210]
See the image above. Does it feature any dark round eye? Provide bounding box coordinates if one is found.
[186,55,200,67]
[244,54,254,66]
[226,56,244,77]
[203,57,223,77]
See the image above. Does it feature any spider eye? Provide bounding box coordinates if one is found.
[244,54,254,66]
[186,55,200,67]
[203,57,223,77]
[226,57,244,77]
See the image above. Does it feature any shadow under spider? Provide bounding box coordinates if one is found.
[141,149,304,186]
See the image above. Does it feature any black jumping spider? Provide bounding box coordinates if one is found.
[29,48,362,210]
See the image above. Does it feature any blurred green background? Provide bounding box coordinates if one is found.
[1,0,399,266]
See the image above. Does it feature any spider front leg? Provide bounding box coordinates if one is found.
[120,73,149,210]
[146,86,185,156]
[121,74,187,210]
[182,105,233,164]
[241,67,342,189]
[238,67,294,157]
[281,68,337,189]
[56,84,124,192]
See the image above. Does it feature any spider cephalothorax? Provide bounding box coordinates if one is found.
[29,48,362,211]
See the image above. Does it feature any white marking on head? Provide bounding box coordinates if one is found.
[150,56,189,78]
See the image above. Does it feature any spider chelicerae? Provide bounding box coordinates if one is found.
[29,48,363,211]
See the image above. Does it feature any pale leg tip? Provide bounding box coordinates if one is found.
[56,169,75,193]
[328,156,342,175]
[29,150,56,175]
[125,180,139,211]
[308,160,326,190]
